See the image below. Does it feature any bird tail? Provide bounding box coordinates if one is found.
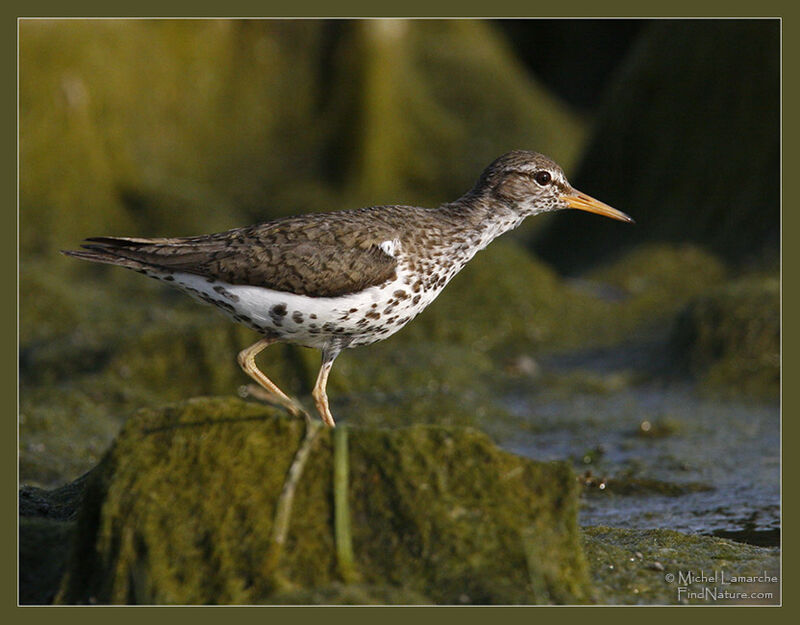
[61,236,165,272]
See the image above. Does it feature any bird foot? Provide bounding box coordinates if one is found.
[239,384,312,423]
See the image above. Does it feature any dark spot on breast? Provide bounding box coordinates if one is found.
[310,313,317,319]
[292,311,304,324]
[394,290,408,300]
[349,308,358,313]
[365,311,381,320]
[371,303,378,309]
[323,322,337,332]
[412,295,421,305]
[268,304,286,326]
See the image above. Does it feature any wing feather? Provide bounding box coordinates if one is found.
[67,211,401,298]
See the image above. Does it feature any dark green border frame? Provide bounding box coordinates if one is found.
[6,1,791,621]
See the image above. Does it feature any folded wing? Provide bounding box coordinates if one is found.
[63,212,400,298]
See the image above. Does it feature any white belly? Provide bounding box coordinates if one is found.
[166,268,446,350]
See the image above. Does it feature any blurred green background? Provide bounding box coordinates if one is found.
[20,19,779,487]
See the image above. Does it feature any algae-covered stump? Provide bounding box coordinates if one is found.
[671,277,779,397]
[54,397,590,604]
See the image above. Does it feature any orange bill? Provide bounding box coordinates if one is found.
[560,190,634,223]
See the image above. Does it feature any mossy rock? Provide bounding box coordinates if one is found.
[20,517,78,605]
[586,244,727,305]
[583,526,780,604]
[19,471,94,604]
[670,276,779,396]
[579,243,728,343]
[54,397,590,604]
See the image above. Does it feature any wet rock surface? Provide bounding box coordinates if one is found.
[583,527,779,605]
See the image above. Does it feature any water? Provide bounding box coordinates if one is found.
[497,366,779,546]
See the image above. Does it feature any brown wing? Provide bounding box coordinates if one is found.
[70,210,401,298]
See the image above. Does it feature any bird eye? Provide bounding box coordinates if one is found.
[533,171,552,186]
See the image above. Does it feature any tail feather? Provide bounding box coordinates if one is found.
[61,247,153,272]
[63,232,231,275]
[61,235,174,272]
[83,235,189,246]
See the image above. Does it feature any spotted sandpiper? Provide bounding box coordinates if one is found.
[63,151,632,427]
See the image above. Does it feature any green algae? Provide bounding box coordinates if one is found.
[20,423,779,605]
[582,526,780,604]
[53,397,590,604]
[581,243,728,343]
[671,276,779,397]
[584,477,713,497]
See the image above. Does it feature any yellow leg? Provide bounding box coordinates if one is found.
[312,349,340,427]
[237,337,307,420]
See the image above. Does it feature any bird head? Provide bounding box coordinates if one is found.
[471,150,634,223]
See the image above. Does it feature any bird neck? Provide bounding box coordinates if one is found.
[427,194,524,268]
[440,192,524,244]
